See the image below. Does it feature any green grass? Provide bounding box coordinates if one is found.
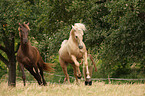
[0,80,145,96]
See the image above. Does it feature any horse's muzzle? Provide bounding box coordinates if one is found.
[23,38,28,44]
[79,45,83,49]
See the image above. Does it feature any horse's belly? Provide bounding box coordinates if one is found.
[59,52,73,63]
[63,57,74,64]
[76,52,83,59]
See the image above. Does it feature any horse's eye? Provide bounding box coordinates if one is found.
[75,36,78,38]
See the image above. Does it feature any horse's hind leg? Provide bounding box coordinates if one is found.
[33,66,43,85]
[72,64,79,84]
[59,57,70,83]
[38,64,47,86]
[19,63,26,86]
[25,66,42,85]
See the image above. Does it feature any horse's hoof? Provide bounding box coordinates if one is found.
[24,83,26,86]
[88,80,92,86]
[85,79,92,86]
[77,76,82,79]
[85,81,88,85]
[43,83,47,86]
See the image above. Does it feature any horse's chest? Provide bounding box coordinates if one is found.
[69,47,83,58]
[17,55,31,65]
[76,52,83,59]
[17,51,36,65]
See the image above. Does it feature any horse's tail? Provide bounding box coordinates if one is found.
[43,62,55,72]
[40,57,55,72]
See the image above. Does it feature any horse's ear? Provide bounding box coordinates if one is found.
[19,32,21,37]
[18,27,20,31]
[27,22,29,26]
[72,25,76,31]
[19,23,21,26]
[19,23,23,28]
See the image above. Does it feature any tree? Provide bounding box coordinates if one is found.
[98,0,145,77]
[0,0,19,86]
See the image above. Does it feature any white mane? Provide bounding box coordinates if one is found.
[73,23,86,35]
[74,23,86,31]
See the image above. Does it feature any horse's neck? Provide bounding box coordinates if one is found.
[69,29,78,46]
[20,41,31,55]
[70,29,75,39]
[68,36,84,59]
[68,33,80,54]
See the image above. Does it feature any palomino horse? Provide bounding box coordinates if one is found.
[17,22,54,86]
[59,23,92,85]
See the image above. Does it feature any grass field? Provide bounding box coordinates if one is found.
[0,81,145,96]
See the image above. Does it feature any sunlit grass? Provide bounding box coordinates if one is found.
[0,81,145,96]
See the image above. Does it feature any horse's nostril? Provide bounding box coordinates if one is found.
[23,38,28,44]
[79,45,83,49]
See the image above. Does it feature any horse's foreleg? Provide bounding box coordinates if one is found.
[84,52,92,85]
[71,55,82,79]
[84,52,91,79]
[19,63,26,86]
[71,55,80,67]
[83,66,86,81]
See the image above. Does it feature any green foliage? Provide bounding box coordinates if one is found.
[0,62,7,78]
[0,0,144,80]
[97,0,145,77]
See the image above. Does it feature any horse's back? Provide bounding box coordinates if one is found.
[59,39,68,54]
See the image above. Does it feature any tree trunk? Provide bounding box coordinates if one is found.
[8,33,16,87]
[8,60,16,87]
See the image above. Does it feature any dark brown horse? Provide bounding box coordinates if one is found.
[17,22,54,86]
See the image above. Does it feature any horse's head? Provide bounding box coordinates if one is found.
[18,22,30,44]
[72,23,86,49]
